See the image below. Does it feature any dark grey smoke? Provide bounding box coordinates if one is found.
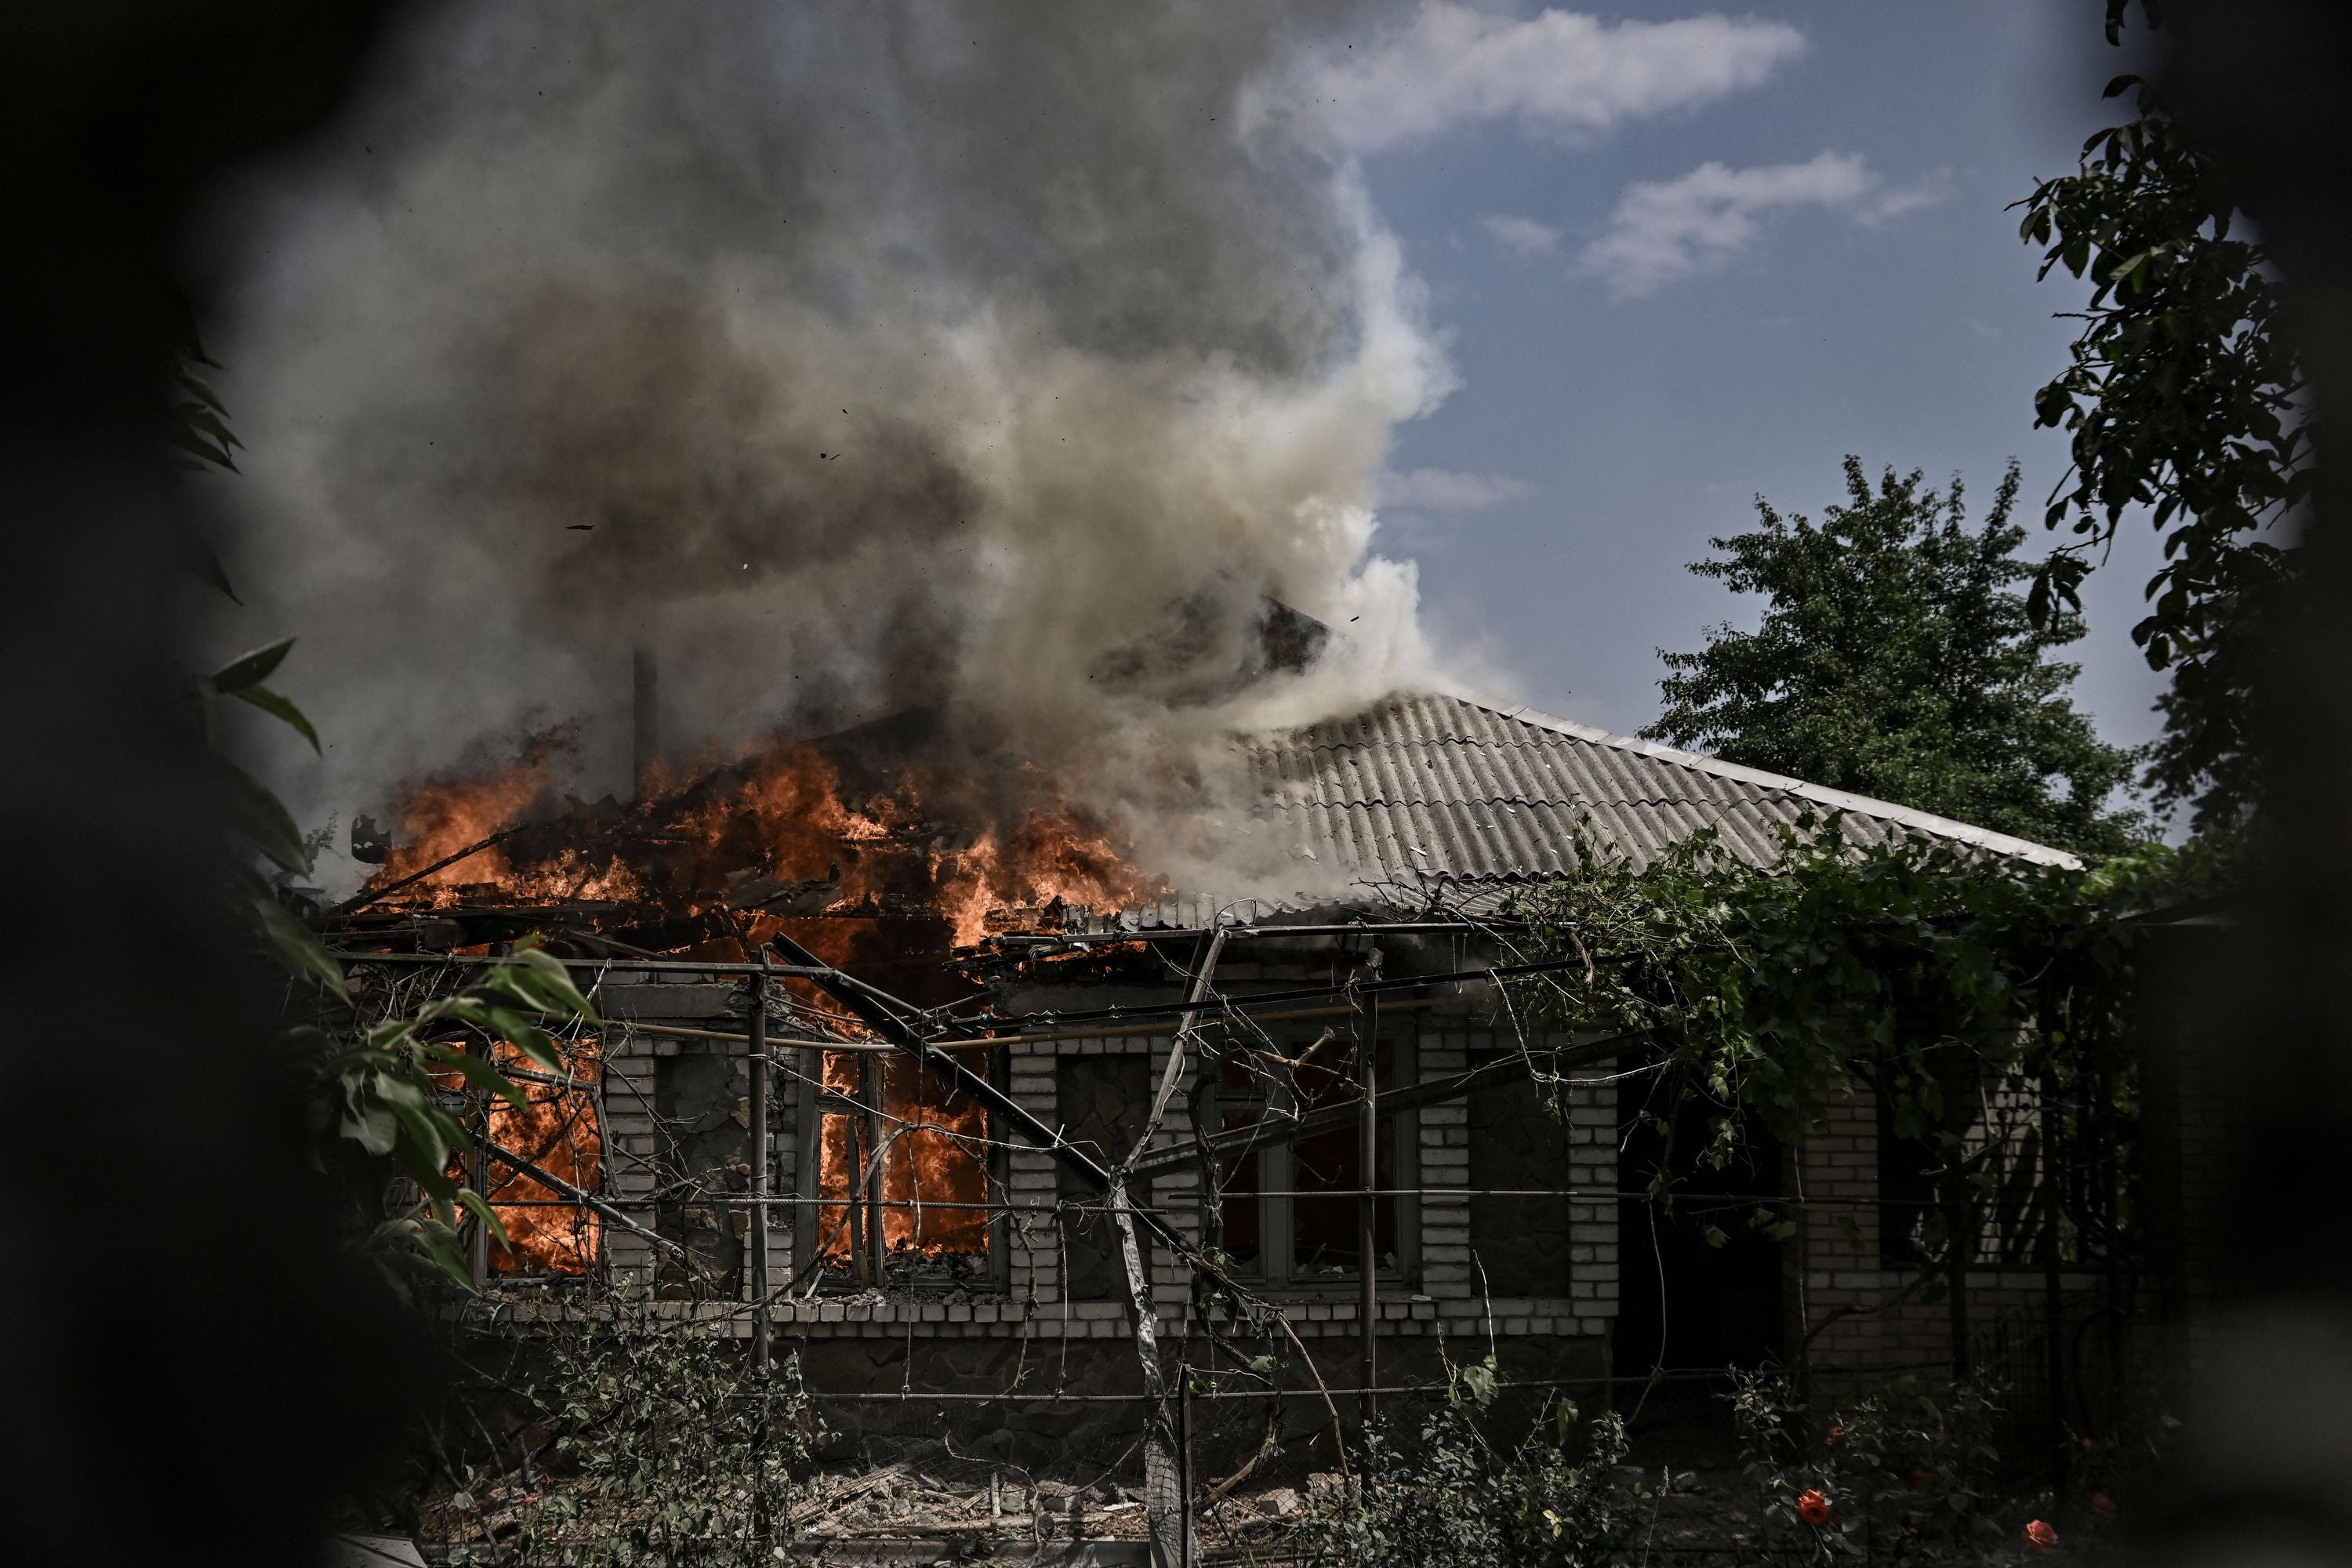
[212,0,1452,881]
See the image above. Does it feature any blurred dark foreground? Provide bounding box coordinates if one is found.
[0,6,420,1566]
[4,2,2351,1566]
[2136,5,2352,1568]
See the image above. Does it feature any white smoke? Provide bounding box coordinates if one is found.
[209,0,1474,887]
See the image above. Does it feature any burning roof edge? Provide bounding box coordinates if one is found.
[1433,685,2082,872]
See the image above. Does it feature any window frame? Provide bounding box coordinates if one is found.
[1200,1025,1419,1293]
[793,1042,1011,1294]
[1054,1051,1156,1303]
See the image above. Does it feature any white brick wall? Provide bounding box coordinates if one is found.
[583,990,1622,1347]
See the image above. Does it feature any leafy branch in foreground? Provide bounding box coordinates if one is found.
[205,630,598,1290]
[305,945,601,1286]
[226,648,601,1289]
[168,313,246,599]
[2016,1,2308,829]
[169,331,242,474]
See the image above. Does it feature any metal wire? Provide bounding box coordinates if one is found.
[797,1369,1737,1403]
[480,1187,1932,1210]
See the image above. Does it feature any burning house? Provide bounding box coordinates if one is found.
[220,4,2109,1504]
[322,675,2082,1459]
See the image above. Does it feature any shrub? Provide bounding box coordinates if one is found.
[1728,1369,2010,1566]
[1311,1356,1638,1567]
[443,1307,819,1566]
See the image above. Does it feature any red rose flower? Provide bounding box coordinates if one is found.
[2091,1494,2116,1519]
[1825,1424,1845,1448]
[2024,1519,2059,1551]
[1905,1468,1933,1490]
[1797,1490,1834,1527]
[2080,1437,2094,1451]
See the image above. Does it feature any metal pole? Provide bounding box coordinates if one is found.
[862,1049,887,1284]
[476,1138,691,1260]
[1178,1365,1195,1568]
[1360,984,1379,1421]
[848,1119,869,1285]
[468,1115,490,1289]
[750,951,771,1376]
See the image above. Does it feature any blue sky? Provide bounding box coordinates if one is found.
[1347,2,2169,753]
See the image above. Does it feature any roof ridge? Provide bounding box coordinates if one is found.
[1240,686,2085,873]
[1262,793,1797,809]
[1421,688,2078,869]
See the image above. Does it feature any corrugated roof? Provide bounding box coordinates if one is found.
[1065,690,2077,934]
[1230,690,2078,904]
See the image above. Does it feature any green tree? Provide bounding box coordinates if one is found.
[2014,0,2308,831]
[1644,457,2144,856]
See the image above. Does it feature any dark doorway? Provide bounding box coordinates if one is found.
[1613,1073,1784,1378]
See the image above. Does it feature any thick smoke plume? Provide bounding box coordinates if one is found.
[217,0,1458,894]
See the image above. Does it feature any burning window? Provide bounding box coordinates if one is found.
[474,1039,604,1276]
[813,1045,993,1284]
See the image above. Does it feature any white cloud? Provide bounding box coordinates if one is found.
[1300,5,1806,153]
[1856,166,1957,226]
[1579,151,1940,299]
[1479,213,1562,256]
[1377,467,1533,510]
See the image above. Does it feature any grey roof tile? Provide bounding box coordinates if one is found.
[1227,689,2077,895]
[1102,691,2077,931]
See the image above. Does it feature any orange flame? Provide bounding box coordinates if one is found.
[815,1046,993,1266]
[483,1043,603,1275]
[437,1040,604,1276]
[381,762,546,894]
[363,732,1165,945]
[935,797,1167,946]
[367,727,1171,1269]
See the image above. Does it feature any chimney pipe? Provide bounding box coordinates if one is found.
[631,646,659,800]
